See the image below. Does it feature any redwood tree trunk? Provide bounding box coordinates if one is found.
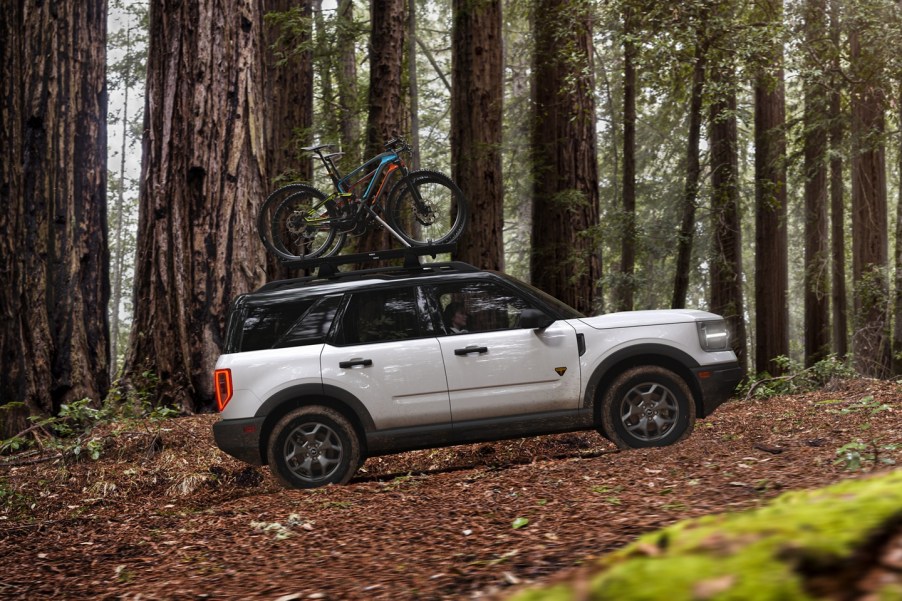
[123,0,268,411]
[0,0,110,424]
[753,0,789,375]
[263,0,314,280]
[708,61,748,372]
[829,0,848,358]
[451,0,504,270]
[803,0,831,367]
[355,0,406,255]
[614,5,637,312]
[530,0,600,315]
[849,21,890,378]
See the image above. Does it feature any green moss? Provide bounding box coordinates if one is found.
[509,471,902,601]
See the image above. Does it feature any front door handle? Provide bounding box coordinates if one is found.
[339,358,373,368]
[454,346,488,356]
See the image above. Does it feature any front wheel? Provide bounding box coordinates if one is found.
[385,170,468,246]
[598,366,696,449]
[267,406,363,489]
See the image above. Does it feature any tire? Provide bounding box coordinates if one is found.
[258,184,344,260]
[599,366,696,449]
[385,170,468,246]
[267,406,362,489]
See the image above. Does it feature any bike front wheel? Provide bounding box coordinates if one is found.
[385,170,468,246]
[259,184,344,261]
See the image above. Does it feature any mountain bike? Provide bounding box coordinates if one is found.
[258,138,468,261]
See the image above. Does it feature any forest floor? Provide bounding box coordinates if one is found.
[1,379,901,600]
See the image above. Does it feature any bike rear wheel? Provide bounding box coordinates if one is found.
[258,184,344,260]
[385,171,468,246]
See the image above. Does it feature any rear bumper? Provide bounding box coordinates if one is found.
[693,362,743,417]
[213,417,266,465]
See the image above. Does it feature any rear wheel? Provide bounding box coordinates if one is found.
[385,170,468,246]
[267,406,362,489]
[599,366,695,449]
[258,184,344,260]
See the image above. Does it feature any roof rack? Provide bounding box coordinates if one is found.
[275,243,462,279]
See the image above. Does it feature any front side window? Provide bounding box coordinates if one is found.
[334,287,422,345]
[428,281,537,335]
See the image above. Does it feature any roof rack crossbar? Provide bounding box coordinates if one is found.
[281,243,458,278]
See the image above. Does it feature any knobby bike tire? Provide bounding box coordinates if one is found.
[258,184,345,261]
[385,170,468,247]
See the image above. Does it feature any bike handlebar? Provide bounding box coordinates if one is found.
[384,137,410,153]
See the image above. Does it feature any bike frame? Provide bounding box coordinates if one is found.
[308,145,414,247]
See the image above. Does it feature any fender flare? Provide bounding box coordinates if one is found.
[583,343,702,415]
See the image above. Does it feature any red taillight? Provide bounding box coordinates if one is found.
[214,369,233,411]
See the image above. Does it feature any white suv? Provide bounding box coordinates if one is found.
[213,262,742,489]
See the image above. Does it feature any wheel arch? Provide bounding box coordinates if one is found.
[585,344,703,424]
[254,384,374,464]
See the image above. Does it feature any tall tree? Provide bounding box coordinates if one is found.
[451,0,504,270]
[753,0,789,375]
[531,0,600,315]
[263,0,314,280]
[264,0,314,186]
[708,52,748,371]
[848,0,890,378]
[829,0,848,358]
[336,0,362,169]
[672,16,707,310]
[123,0,268,411]
[802,0,831,366]
[355,0,407,254]
[0,0,110,424]
[613,3,637,312]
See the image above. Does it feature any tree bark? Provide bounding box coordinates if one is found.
[123,0,268,411]
[753,0,789,376]
[263,0,314,280]
[0,0,110,423]
[530,0,600,315]
[451,0,504,270]
[848,16,890,378]
[708,59,748,372]
[802,0,831,367]
[354,0,407,255]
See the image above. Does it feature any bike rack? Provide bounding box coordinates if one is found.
[278,243,458,278]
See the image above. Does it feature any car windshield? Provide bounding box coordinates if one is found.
[495,273,584,319]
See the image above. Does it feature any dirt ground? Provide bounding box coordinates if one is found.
[1,379,901,600]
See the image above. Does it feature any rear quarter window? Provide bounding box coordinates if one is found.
[232,295,342,352]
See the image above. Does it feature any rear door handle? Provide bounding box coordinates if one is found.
[454,346,488,356]
[339,358,373,368]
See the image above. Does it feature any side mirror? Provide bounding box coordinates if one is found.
[519,308,555,330]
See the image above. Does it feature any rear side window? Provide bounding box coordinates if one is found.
[236,295,341,352]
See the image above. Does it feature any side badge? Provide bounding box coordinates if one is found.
[554,367,567,377]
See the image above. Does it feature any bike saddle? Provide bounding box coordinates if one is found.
[302,143,334,152]
[323,152,344,161]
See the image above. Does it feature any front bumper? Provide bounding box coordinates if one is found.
[212,417,267,465]
[693,362,744,417]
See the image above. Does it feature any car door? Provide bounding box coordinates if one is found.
[428,281,581,423]
[320,286,451,431]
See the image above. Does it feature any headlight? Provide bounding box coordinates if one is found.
[697,320,729,352]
